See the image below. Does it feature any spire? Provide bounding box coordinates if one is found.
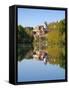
[44,22,48,28]
[44,22,48,31]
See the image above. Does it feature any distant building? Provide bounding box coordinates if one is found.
[33,22,48,37]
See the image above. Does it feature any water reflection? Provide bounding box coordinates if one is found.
[33,50,48,64]
[17,28,65,69]
[18,45,65,69]
[18,59,65,82]
[17,44,33,61]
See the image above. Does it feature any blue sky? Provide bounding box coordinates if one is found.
[18,8,65,27]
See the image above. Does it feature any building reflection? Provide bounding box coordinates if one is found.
[33,50,48,64]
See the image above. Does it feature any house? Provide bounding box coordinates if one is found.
[33,22,48,38]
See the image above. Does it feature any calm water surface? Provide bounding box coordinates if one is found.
[18,59,65,82]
